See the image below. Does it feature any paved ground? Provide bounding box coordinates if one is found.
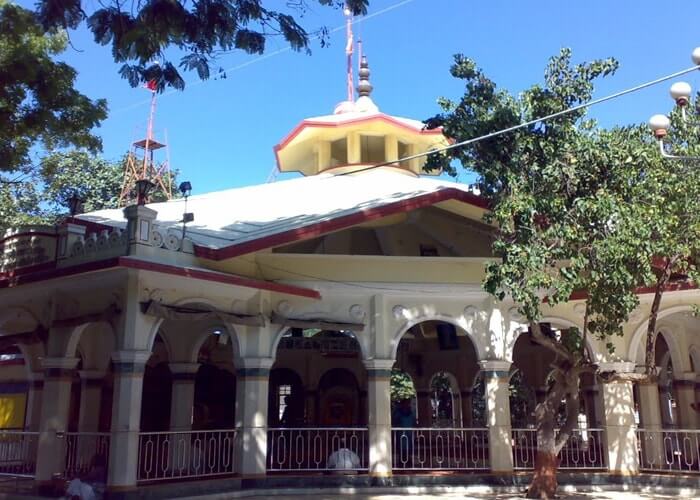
[239,491,698,500]
[240,492,691,499]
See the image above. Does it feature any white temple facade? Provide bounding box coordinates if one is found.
[0,57,699,497]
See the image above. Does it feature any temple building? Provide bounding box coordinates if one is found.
[0,53,700,497]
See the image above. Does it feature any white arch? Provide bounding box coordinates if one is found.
[628,305,692,371]
[0,307,39,335]
[190,323,240,364]
[689,344,700,373]
[169,298,242,363]
[391,314,485,361]
[505,316,600,363]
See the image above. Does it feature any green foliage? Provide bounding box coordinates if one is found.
[34,0,369,91]
[0,150,177,232]
[0,1,107,173]
[426,49,669,348]
[390,368,416,404]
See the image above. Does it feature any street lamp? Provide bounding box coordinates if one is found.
[134,179,155,205]
[648,48,700,161]
[179,181,194,240]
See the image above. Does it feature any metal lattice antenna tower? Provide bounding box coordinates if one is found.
[118,84,173,206]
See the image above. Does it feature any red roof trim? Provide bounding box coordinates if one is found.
[0,257,321,299]
[193,187,488,261]
[274,114,444,152]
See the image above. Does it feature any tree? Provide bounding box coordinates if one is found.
[0,151,177,232]
[33,0,369,91]
[390,368,416,405]
[424,49,685,498]
[0,1,107,173]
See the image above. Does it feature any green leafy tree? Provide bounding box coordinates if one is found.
[424,49,688,497]
[33,0,369,91]
[0,151,177,232]
[390,368,416,404]
[0,0,107,173]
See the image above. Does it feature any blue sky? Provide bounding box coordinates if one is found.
[31,0,700,194]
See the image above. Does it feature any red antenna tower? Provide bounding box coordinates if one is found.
[119,82,173,206]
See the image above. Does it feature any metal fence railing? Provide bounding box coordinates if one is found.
[511,428,605,470]
[267,427,368,472]
[392,427,489,470]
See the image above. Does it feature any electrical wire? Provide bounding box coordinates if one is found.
[111,0,417,114]
[339,63,700,176]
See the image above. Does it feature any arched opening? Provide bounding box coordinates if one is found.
[267,327,368,472]
[268,368,303,427]
[509,369,536,429]
[140,333,172,432]
[392,320,487,471]
[429,371,461,427]
[194,329,236,430]
[656,334,678,428]
[317,368,361,427]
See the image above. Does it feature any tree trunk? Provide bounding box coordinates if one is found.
[527,414,558,499]
[644,256,678,377]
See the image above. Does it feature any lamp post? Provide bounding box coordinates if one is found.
[134,179,155,205]
[178,181,194,240]
[648,48,700,161]
[67,193,84,217]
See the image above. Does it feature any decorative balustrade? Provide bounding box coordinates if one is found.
[637,428,700,473]
[391,428,489,470]
[511,428,605,470]
[0,431,38,477]
[267,428,368,472]
[63,432,110,480]
[138,429,237,482]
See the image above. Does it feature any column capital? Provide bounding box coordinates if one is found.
[674,371,699,382]
[479,359,511,377]
[363,359,394,378]
[41,357,80,370]
[169,362,200,381]
[597,361,636,374]
[79,370,106,380]
[169,362,200,374]
[235,357,273,377]
[112,350,151,374]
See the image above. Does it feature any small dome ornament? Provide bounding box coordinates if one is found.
[357,55,373,97]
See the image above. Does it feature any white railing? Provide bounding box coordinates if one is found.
[637,428,700,473]
[512,428,605,470]
[0,431,38,477]
[138,429,237,482]
[267,428,368,472]
[392,428,489,470]
[63,432,110,480]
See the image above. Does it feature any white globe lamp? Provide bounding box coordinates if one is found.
[670,81,692,106]
[649,114,670,138]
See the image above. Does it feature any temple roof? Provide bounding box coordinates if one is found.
[79,168,485,260]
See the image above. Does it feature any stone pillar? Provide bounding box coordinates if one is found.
[636,380,665,469]
[416,389,432,427]
[234,358,273,477]
[480,360,513,473]
[364,359,394,480]
[24,374,43,431]
[107,350,150,491]
[35,357,79,487]
[674,372,699,429]
[78,371,105,432]
[598,362,639,475]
